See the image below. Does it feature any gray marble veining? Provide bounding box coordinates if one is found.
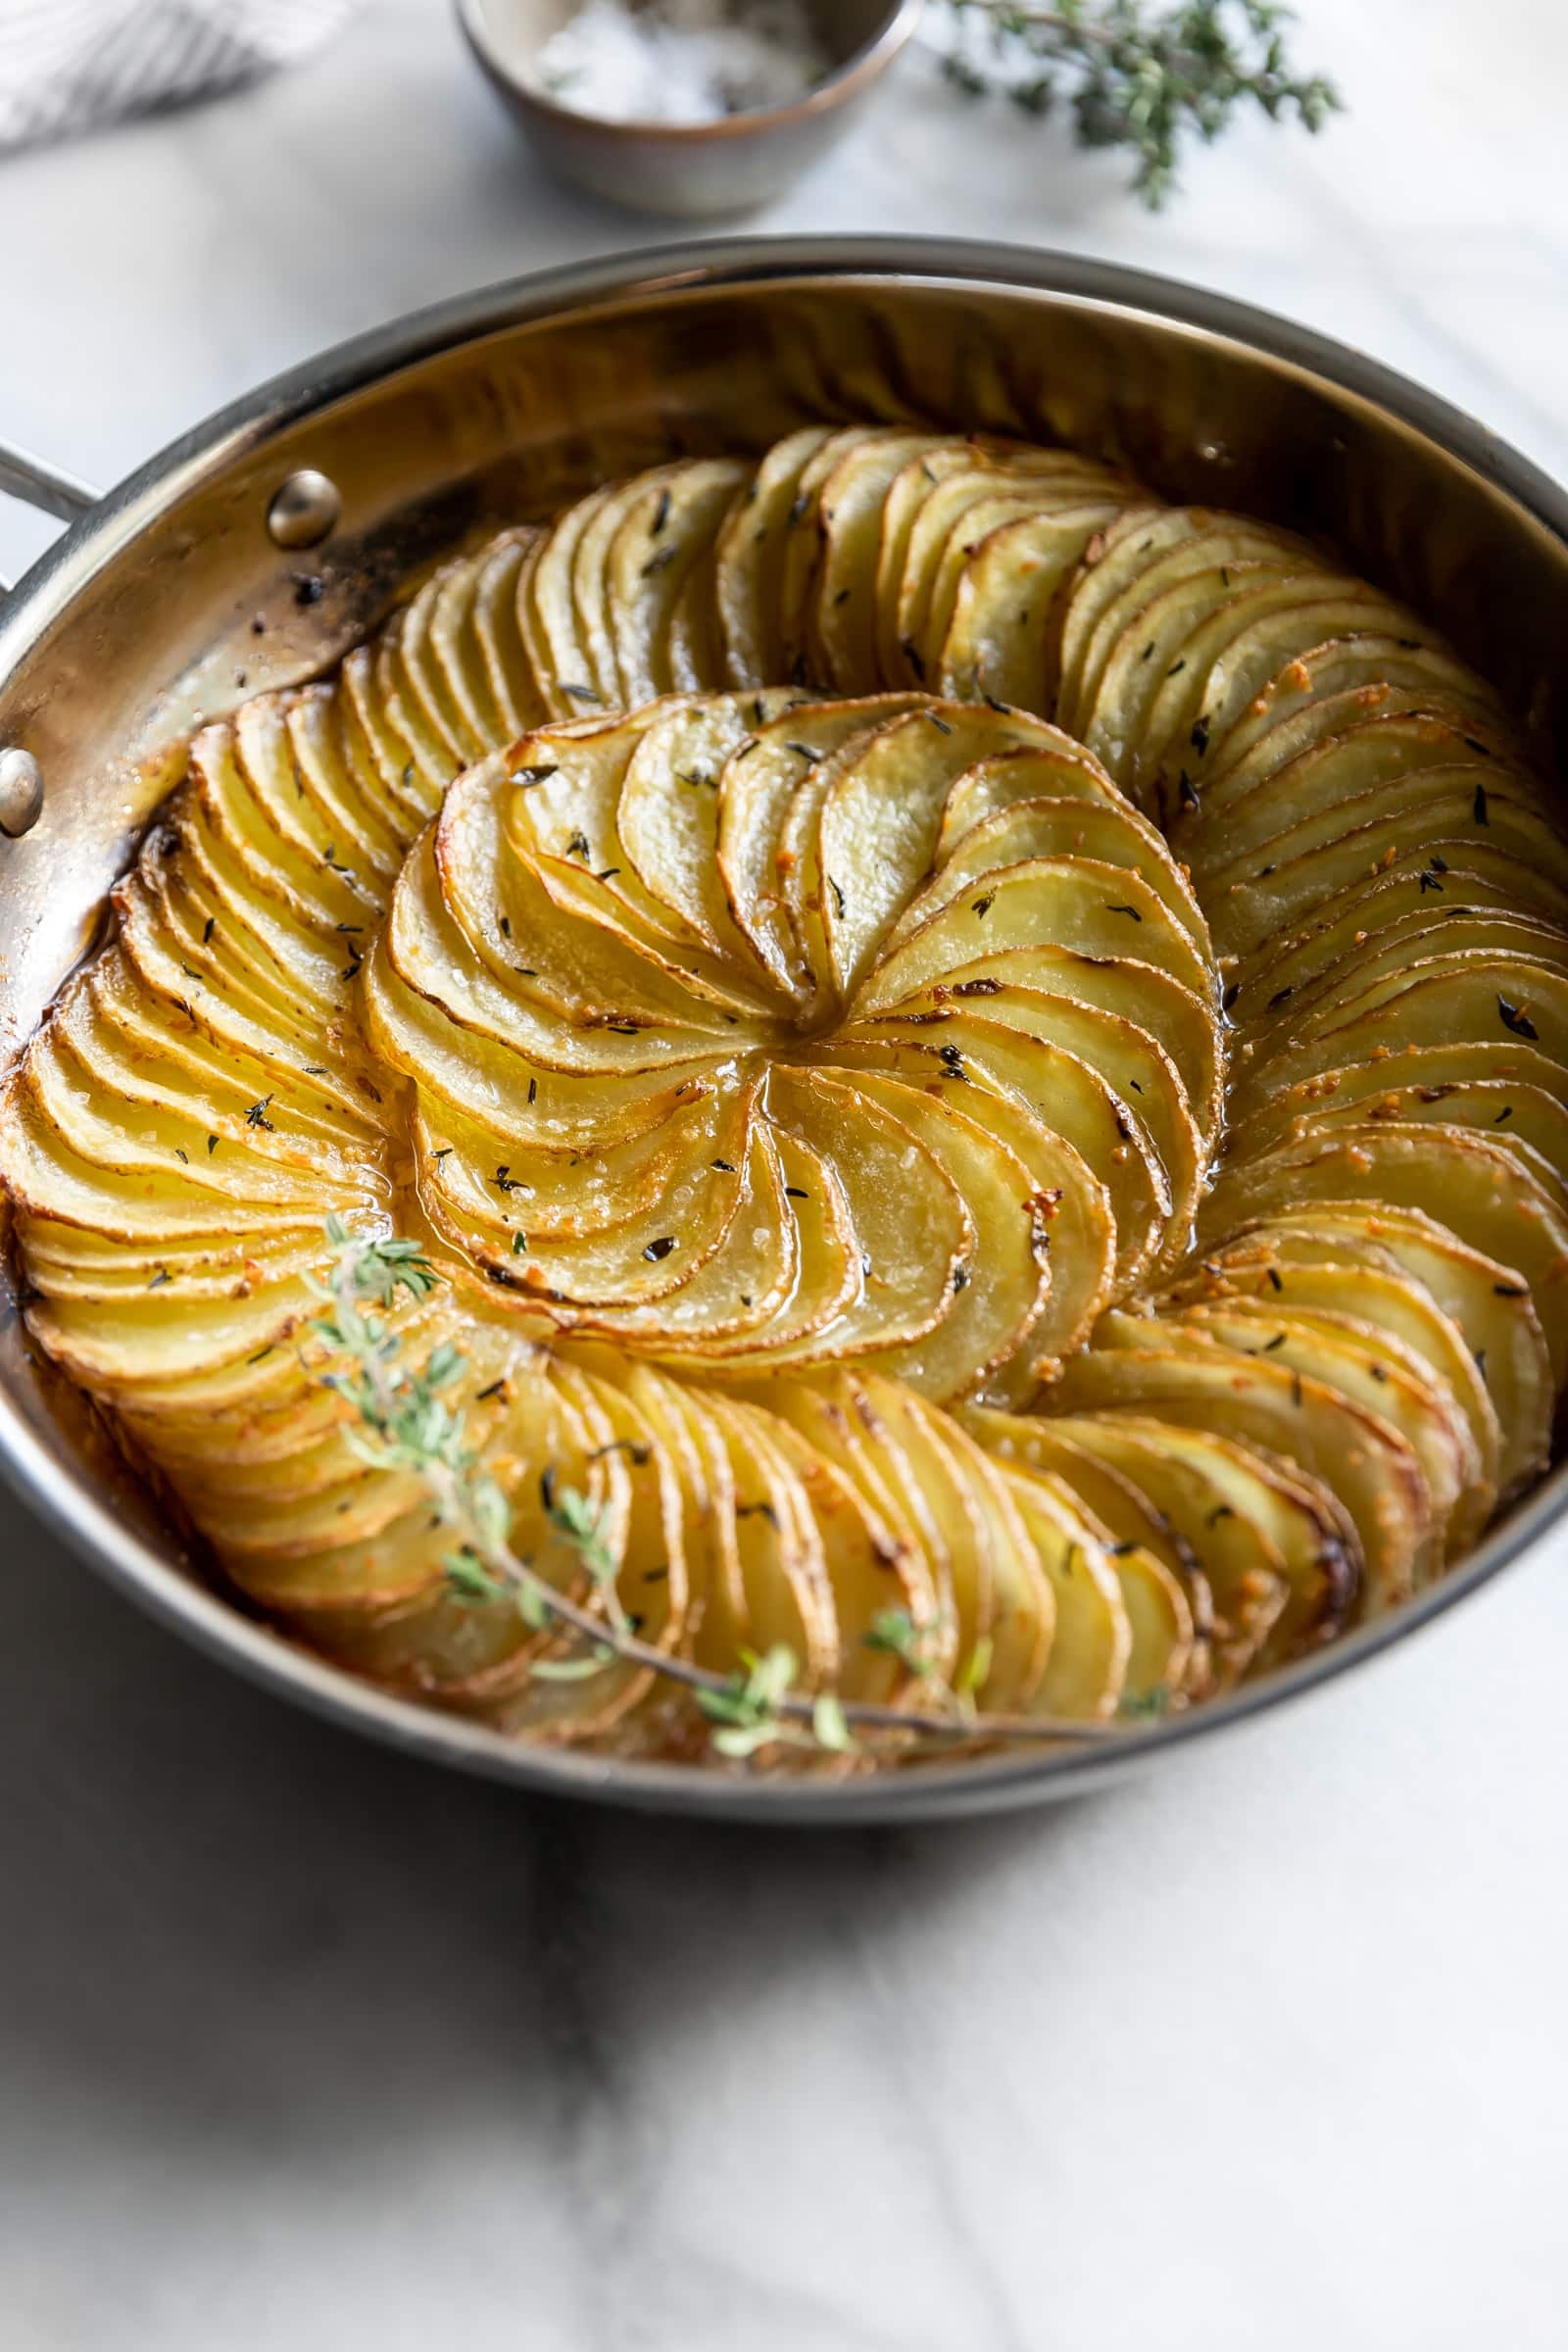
[2,4,1567,2343]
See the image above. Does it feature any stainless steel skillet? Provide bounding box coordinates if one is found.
[2,236,1565,1824]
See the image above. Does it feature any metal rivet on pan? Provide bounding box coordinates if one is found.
[0,748,44,838]
[267,469,342,551]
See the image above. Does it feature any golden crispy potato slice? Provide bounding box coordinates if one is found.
[1170,1244,1502,1511]
[857,1375,1056,1712]
[610,1362,746,1675]
[470,525,547,740]
[763,1376,956,1680]
[1227,955,1568,1120]
[284,683,416,883]
[486,1089,765,1315]
[1134,594,1441,817]
[366,935,730,1176]
[816,702,1081,1001]
[1166,1297,1483,1562]
[87,953,381,1158]
[603,459,751,705]
[411,550,509,765]
[616,693,803,983]
[563,1118,798,1351]
[51,976,373,1197]
[936,498,1134,710]
[393,825,735,1068]
[772,426,906,680]
[499,706,715,952]
[1208,798,1568,963]
[1081,565,1371,801]
[700,1390,841,1687]
[761,1065,969,1360]
[1202,662,1513,793]
[525,479,624,716]
[236,691,402,891]
[1237,1076,1568,1218]
[367,614,464,802]
[413,1076,748,1256]
[888,450,1124,687]
[865,974,1207,1229]
[339,639,447,825]
[1055,509,1318,744]
[906,465,1133,688]
[1198,1127,1568,1385]
[1234,1042,1568,1172]
[1188,1205,1551,1498]
[899,793,1211,963]
[1023,1409,1354,1667]
[958,1403,1213,1696]
[1242,915,1568,1067]
[1229,864,1568,1026]
[191,722,383,939]
[995,1467,1131,1720]
[870,440,1049,684]
[808,1066,1059,1397]
[645,1131,861,1367]
[808,431,948,689]
[711,426,834,685]
[1188,723,1543,883]
[453,737,777,1027]
[934,741,1118,852]
[491,1361,697,1742]
[1053,1312,1432,1612]
[1189,691,1523,842]
[714,694,921,999]
[828,1020,1169,1295]
[0,1071,331,1247]
[856,858,1217,1021]
[757,1411,934,1706]
[24,1018,347,1221]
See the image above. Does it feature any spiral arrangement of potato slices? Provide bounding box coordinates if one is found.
[3,423,1563,1757]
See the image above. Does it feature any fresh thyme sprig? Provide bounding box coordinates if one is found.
[937,1,1343,208]
[307,1218,1138,1763]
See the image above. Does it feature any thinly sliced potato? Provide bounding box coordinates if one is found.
[1227,955,1568,1119]
[1189,1206,1552,1497]
[1006,1408,1356,1666]
[809,1066,1060,1397]
[712,426,834,685]
[896,793,1211,963]
[826,1019,1170,1294]
[1052,1312,1432,1611]
[1208,797,1568,961]
[1229,864,1568,1026]
[1203,665,1513,793]
[856,858,1218,1017]
[1198,1126,1568,1384]
[998,1468,1131,1720]
[714,694,921,999]
[861,975,1206,1230]
[1166,1244,1502,1508]
[603,459,751,705]
[760,1064,969,1363]
[936,499,1133,711]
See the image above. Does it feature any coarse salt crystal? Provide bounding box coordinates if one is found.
[530,0,832,125]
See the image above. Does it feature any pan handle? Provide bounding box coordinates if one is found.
[1,439,102,831]
[0,437,101,594]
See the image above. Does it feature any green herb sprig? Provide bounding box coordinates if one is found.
[938,1,1343,208]
[308,1219,1142,1765]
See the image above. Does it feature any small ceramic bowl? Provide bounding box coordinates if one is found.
[456,0,925,219]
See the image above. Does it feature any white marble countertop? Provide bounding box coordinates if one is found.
[3,4,1567,2344]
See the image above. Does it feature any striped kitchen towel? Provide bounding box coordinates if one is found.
[0,0,367,153]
